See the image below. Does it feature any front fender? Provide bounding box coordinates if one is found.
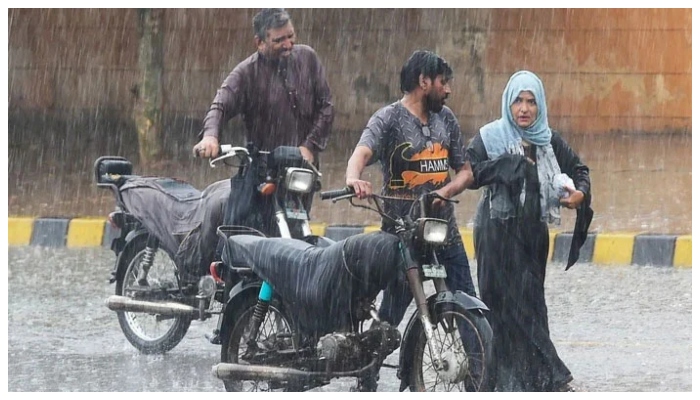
[438,290,490,313]
[396,291,491,391]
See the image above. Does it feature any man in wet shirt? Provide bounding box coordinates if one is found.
[193,8,333,164]
[192,8,334,236]
[190,8,333,345]
[345,50,477,327]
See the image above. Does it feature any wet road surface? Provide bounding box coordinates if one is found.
[6,246,693,392]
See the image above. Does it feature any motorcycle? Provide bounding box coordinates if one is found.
[211,187,494,392]
[95,144,324,354]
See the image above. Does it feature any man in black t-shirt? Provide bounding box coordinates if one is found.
[344,50,477,327]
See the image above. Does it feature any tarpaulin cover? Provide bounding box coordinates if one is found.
[119,177,230,281]
[223,231,404,336]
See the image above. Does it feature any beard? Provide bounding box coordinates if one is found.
[277,48,292,59]
[262,45,292,63]
[426,91,446,113]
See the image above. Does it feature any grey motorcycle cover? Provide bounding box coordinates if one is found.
[223,231,404,336]
[119,177,230,280]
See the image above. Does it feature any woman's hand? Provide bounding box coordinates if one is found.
[560,186,585,209]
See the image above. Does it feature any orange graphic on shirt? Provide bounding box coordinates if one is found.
[388,142,450,189]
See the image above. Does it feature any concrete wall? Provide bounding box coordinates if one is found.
[6,9,694,257]
[8,8,691,140]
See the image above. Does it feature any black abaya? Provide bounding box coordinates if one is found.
[466,131,592,391]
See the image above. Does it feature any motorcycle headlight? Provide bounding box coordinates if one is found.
[416,218,448,245]
[285,168,315,193]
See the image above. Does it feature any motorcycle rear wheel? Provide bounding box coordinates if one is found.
[408,307,493,392]
[115,240,191,354]
[220,294,295,392]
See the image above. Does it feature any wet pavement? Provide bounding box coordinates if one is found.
[6,246,692,392]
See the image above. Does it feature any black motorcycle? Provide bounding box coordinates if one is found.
[95,144,323,354]
[211,187,494,392]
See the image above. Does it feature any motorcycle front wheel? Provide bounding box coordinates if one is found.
[408,306,493,392]
[220,294,296,392]
[115,239,191,354]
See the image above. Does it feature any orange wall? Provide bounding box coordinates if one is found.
[8,8,691,137]
[483,8,691,135]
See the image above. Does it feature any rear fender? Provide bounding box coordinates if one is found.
[111,229,149,284]
[396,291,491,391]
[218,280,264,340]
[123,227,149,245]
[110,224,144,255]
[226,279,263,304]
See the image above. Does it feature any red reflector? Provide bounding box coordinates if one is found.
[210,262,223,283]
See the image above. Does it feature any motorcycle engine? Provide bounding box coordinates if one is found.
[359,321,402,358]
[316,322,402,371]
[317,333,361,370]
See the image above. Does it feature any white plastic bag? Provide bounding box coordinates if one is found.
[553,173,575,199]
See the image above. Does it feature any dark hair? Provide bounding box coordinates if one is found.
[399,50,453,93]
[253,8,291,40]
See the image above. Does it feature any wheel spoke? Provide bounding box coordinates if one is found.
[412,310,489,392]
[224,301,292,392]
[117,246,189,353]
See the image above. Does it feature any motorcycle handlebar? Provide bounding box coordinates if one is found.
[193,144,236,159]
[320,186,355,200]
[427,191,459,205]
[206,145,251,168]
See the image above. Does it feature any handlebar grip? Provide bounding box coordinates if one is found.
[320,186,355,200]
[193,144,224,158]
[195,144,235,160]
[428,191,459,204]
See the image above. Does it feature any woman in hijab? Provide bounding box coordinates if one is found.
[466,70,593,391]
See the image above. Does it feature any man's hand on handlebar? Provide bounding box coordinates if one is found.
[346,178,373,199]
[298,145,315,164]
[430,188,456,209]
[193,136,220,159]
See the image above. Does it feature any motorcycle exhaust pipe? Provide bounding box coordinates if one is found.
[105,295,197,317]
[212,362,319,381]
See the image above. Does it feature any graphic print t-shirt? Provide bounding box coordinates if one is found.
[357,101,468,243]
